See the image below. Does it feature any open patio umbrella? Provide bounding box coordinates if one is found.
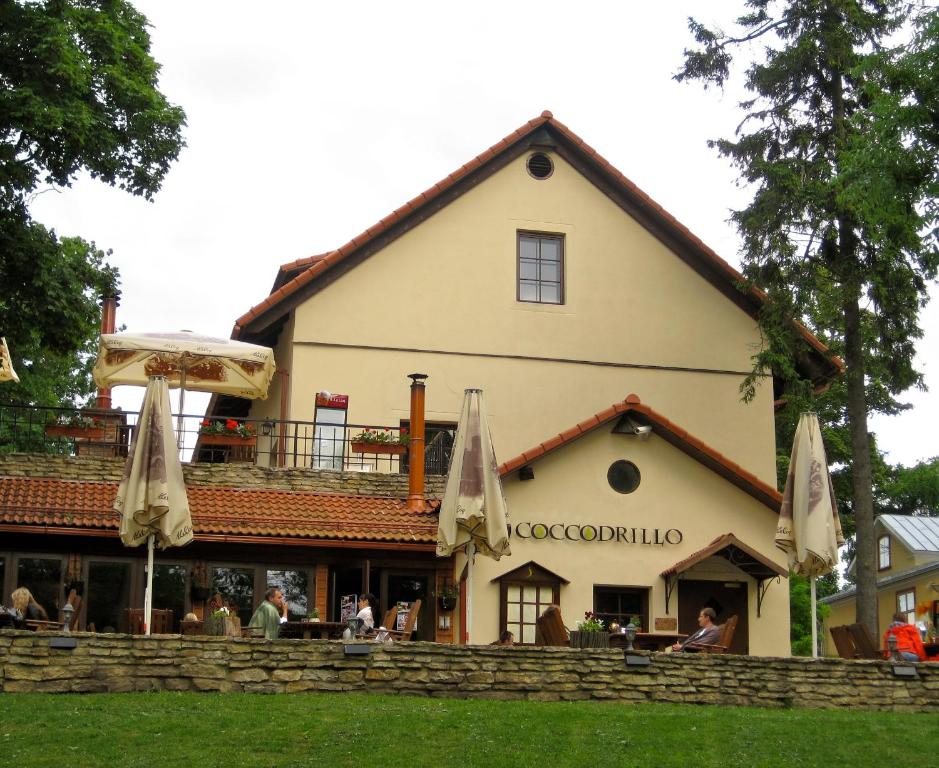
[92,330,276,445]
[436,389,510,644]
[115,376,194,634]
[776,412,845,657]
[0,337,19,383]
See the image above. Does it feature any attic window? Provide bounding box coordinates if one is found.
[527,152,553,179]
[608,460,640,494]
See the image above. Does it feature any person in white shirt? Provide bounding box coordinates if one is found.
[356,593,379,635]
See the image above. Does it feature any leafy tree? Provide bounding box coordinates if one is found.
[0,0,185,406]
[677,1,939,635]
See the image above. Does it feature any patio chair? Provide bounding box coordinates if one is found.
[379,605,398,632]
[687,614,738,654]
[847,622,881,659]
[385,599,421,641]
[829,624,858,659]
[535,604,569,647]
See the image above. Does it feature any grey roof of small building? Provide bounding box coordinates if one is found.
[878,514,939,554]
[821,559,939,604]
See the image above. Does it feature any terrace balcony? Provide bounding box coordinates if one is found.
[0,404,454,475]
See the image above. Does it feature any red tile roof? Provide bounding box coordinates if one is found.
[0,477,439,549]
[661,533,787,579]
[231,111,840,381]
[497,393,783,511]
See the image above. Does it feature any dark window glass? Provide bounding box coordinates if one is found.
[593,586,649,631]
[86,561,131,632]
[152,564,187,632]
[0,556,5,608]
[517,233,564,305]
[608,460,641,494]
[266,569,308,620]
[16,557,62,620]
[212,567,255,627]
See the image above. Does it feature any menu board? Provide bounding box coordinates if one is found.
[340,594,358,622]
[396,601,417,632]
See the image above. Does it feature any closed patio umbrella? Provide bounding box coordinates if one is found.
[776,412,844,657]
[437,389,510,644]
[93,330,276,446]
[115,376,193,634]
[0,337,19,383]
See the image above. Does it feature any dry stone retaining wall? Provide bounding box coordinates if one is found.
[1,631,936,710]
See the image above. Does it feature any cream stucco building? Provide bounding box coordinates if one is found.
[209,112,838,653]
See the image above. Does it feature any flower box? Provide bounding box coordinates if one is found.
[350,441,407,456]
[45,425,106,440]
[569,630,610,649]
[200,434,257,448]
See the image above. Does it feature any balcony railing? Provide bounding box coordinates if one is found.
[0,404,454,475]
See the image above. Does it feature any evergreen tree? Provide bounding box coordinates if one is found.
[677,1,939,634]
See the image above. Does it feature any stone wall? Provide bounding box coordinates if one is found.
[0,454,446,497]
[1,631,936,710]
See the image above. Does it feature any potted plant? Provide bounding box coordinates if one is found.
[307,607,320,623]
[190,563,210,602]
[45,414,106,440]
[198,418,257,447]
[569,611,609,649]
[437,584,458,612]
[350,427,409,455]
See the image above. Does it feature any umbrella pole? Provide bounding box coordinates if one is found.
[810,575,818,658]
[465,541,475,645]
[144,535,154,636]
[176,368,187,452]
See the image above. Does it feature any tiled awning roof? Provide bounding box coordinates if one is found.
[661,533,787,580]
[0,476,439,549]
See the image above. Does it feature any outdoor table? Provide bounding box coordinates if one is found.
[279,620,347,640]
[609,631,687,651]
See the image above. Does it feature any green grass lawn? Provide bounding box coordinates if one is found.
[0,692,932,767]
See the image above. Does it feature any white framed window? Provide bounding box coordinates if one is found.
[897,589,915,623]
[878,535,891,570]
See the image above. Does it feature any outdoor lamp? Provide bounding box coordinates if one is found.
[887,634,898,660]
[624,620,638,651]
[61,603,74,634]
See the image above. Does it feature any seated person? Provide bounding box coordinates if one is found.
[356,593,379,635]
[491,630,514,646]
[882,612,928,662]
[670,607,720,652]
[10,587,49,625]
[248,587,288,640]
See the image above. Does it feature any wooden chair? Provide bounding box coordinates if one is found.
[125,608,173,634]
[687,615,738,654]
[385,599,421,641]
[379,605,398,631]
[830,624,858,659]
[535,605,569,647]
[847,622,881,659]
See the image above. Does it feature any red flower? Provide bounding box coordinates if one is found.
[225,419,238,431]
[200,419,210,427]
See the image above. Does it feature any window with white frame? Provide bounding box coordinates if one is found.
[897,589,915,623]
[878,535,891,570]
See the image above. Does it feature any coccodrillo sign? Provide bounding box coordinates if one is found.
[509,522,683,545]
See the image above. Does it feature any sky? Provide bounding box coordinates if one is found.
[28,0,938,468]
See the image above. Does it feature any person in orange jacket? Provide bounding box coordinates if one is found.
[883,612,929,661]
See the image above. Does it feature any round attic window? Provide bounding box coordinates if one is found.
[527,152,554,179]
[608,460,641,494]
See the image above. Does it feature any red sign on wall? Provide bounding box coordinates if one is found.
[315,393,349,409]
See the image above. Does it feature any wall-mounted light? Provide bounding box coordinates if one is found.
[519,466,534,481]
[261,421,274,437]
[612,414,652,439]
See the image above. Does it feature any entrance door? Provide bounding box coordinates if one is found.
[677,579,749,654]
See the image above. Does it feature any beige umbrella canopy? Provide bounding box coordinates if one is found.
[115,376,193,634]
[0,337,19,383]
[776,412,845,656]
[437,389,510,643]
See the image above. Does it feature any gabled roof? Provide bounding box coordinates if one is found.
[497,393,782,512]
[490,560,570,585]
[232,111,840,385]
[821,560,939,605]
[661,533,787,580]
[878,514,939,554]
[0,476,439,550]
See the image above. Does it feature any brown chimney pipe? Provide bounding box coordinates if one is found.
[407,373,428,512]
[95,292,120,410]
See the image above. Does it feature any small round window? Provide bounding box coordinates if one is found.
[608,460,641,494]
[527,152,554,179]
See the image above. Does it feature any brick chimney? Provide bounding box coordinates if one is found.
[407,373,428,512]
[95,291,120,410]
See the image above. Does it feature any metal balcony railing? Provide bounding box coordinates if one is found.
[0,404,454,475]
